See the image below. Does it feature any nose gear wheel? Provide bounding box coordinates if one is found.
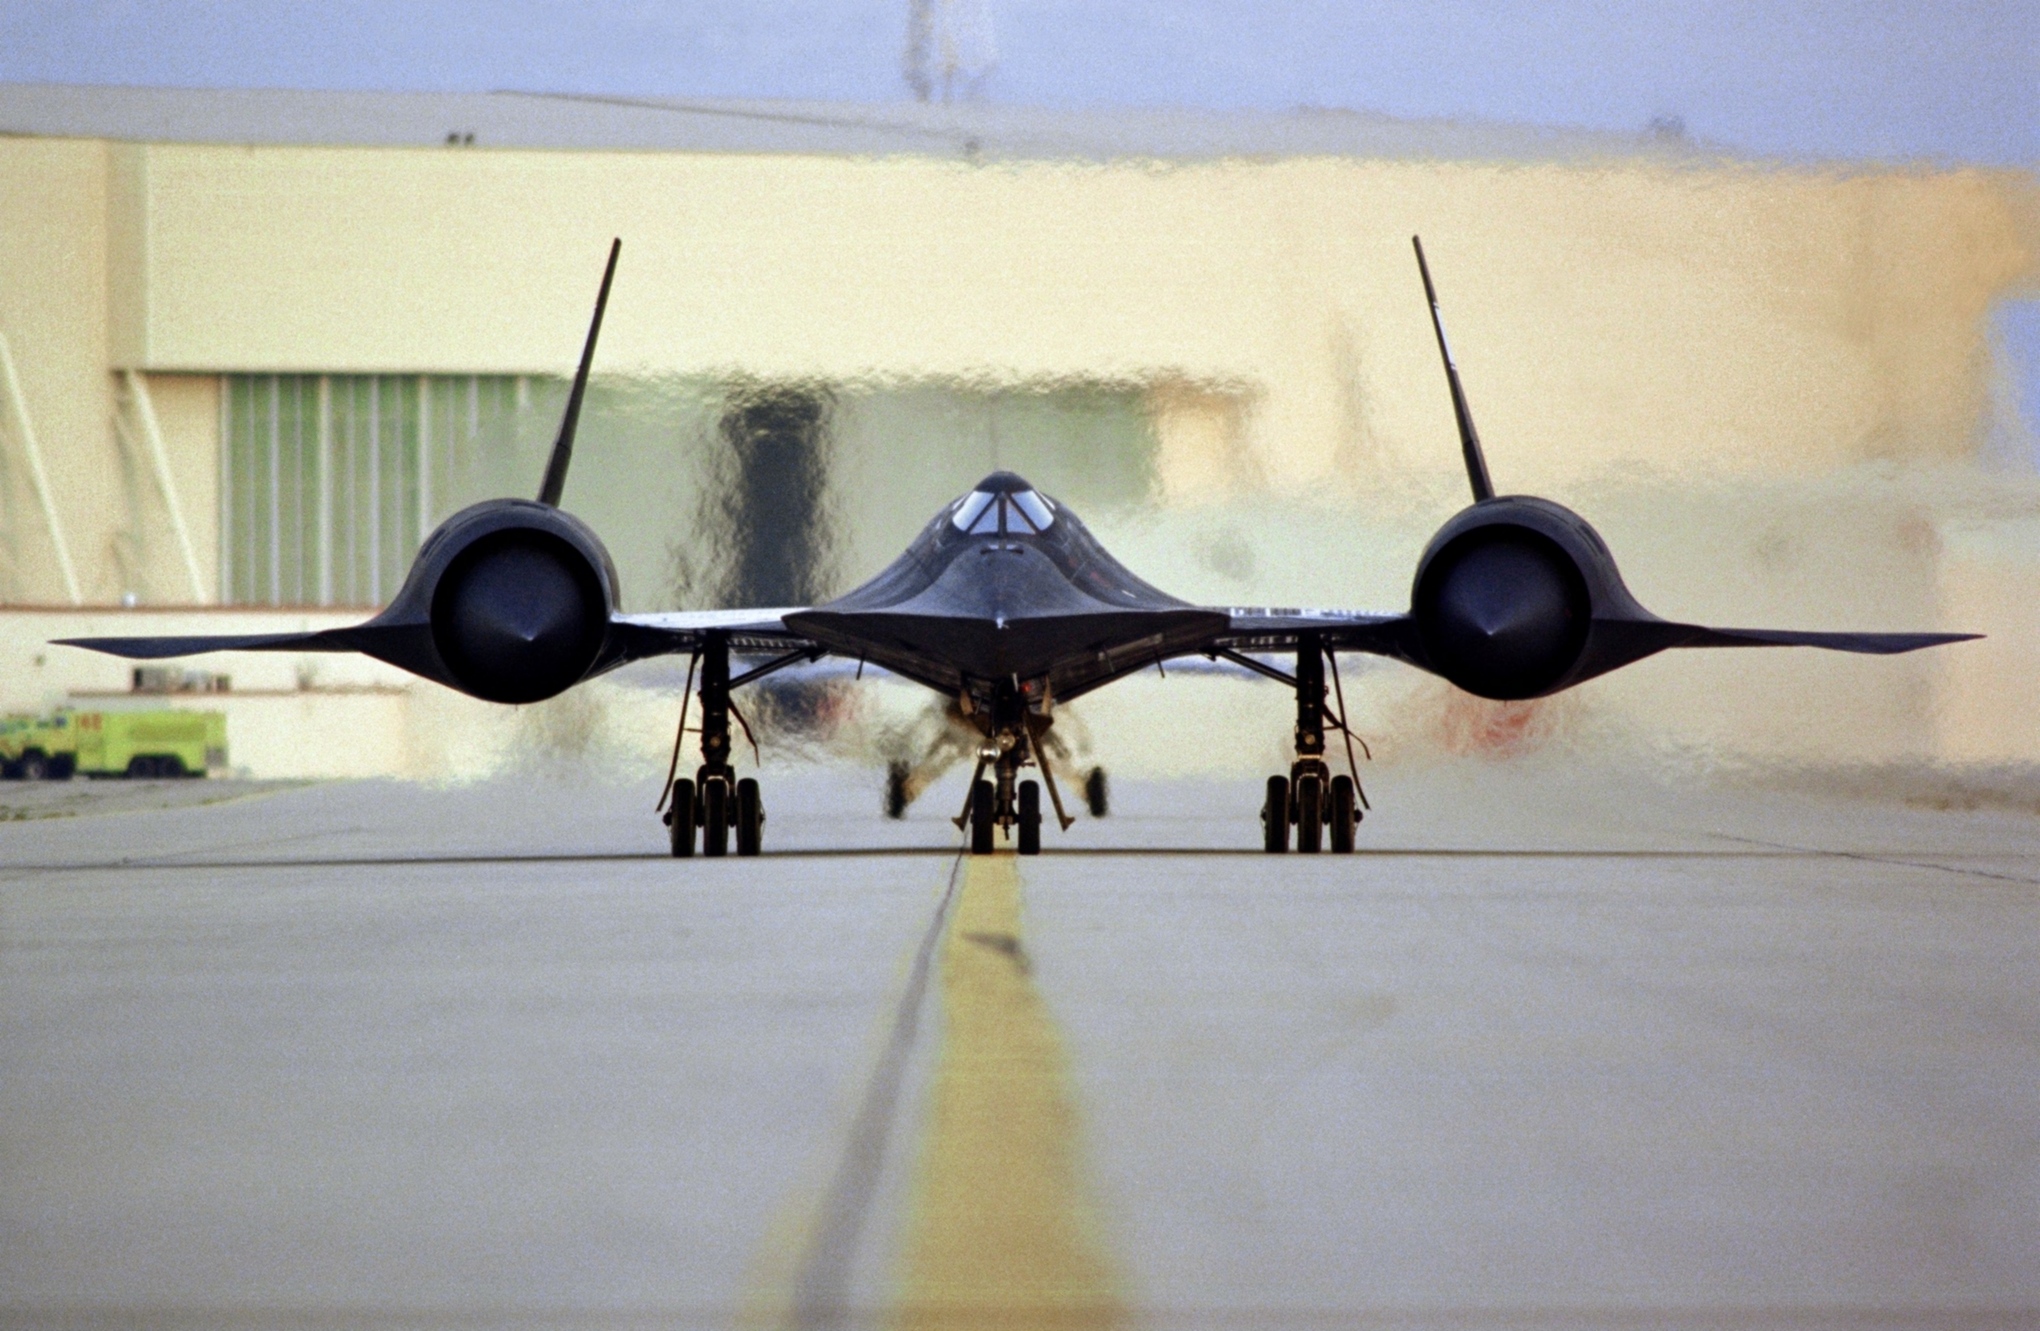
[1017,780,1042,855]
[969,779,996,855]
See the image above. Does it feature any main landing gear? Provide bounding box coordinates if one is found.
[663,634,767,858]
[1260,635,1365,854]
[956,677,1075,856]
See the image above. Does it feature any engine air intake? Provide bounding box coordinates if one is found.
[1413,524,1591,700]
[431,528,609,704]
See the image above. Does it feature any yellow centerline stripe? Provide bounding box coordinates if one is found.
[890,852,1125,1331]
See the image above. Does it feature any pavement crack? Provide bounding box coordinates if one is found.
[788,847,966,1329]
[1708,832,2040,889]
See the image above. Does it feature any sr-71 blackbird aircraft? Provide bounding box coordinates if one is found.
[62,237,1976,857]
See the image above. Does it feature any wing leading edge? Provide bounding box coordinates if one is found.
[57,608,814,676]
[59,605,1967,688]
[1207,607,1974,680]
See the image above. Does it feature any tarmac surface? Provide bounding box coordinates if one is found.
[1,757,2036,1330]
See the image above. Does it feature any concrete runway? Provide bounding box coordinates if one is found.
[1,757,2036,1330]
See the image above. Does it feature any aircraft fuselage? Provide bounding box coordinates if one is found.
[785,470,1226,703]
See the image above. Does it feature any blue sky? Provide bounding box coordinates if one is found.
[5,1,2035,165]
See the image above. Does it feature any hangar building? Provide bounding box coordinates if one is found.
[1,84,2035,778]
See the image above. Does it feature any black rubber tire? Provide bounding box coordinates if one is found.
[51,755,75,780]
[702,779,730,857]
[1084,766,1109,817]
[19,751,49,782]
[1330,775,1357,854]
[736,777,763,857]
[157,754,186,778]
[969,779,996,855]
[1262,774,1289,853]
[668,778,696,857]
[1296,775,1323,853]
[884,760,910,819]
[124,755,152,780]
[1017,780,1042,856]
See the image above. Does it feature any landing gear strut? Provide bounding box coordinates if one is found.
[956,677,1061,856]
[663,633,766,858]
[1261,635,1361,854]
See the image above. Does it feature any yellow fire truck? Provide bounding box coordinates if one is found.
[0,709,226,779]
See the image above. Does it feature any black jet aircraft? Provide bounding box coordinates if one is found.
[61,237,1977,857]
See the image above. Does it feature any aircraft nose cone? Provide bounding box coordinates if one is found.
[1453,581,1553,643]
[460,569,581,653]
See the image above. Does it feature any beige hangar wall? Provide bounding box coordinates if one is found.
[116,146,2036,492]
[2,132,2038,777]
[3,138,2035,606]
[0,138,116,606]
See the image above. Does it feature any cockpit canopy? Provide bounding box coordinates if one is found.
[950,472,1058,536]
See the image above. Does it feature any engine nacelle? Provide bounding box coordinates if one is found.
[1410,495,1647,700]
[372,500,620,704]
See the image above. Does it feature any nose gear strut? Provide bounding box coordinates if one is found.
[951,676,1070,856]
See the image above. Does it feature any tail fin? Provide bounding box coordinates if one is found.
[1412,235,1495,503]
[536,238,622,508]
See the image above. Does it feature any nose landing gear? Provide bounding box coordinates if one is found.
[955,678,1068,856]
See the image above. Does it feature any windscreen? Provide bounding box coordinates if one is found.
[951,488,1057,535]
